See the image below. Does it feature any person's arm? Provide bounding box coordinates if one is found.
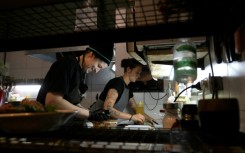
[103,89,145,124]
[128,97,137,114]
[45,92,110,121]
[46,92,89,118]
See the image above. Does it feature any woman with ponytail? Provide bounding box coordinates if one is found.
[90,58,155,125]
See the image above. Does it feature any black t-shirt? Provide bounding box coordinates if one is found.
[99,77,133,103]
[37,56,85,105]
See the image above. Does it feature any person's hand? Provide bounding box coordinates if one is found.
[132,113,145,125]
[88,109,110,121]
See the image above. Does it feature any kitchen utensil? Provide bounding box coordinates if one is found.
[213,35,223,64]
[152,119,159,125]
[235,23,245,53]
[224,33,239,62]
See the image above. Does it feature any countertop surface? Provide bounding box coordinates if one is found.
[0,119,245,153]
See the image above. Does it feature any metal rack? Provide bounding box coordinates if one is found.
[0,0,244,51]
[0,0,193,39]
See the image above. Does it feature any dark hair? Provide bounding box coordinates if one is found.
[121,58,143,72]
[86,47,100,58]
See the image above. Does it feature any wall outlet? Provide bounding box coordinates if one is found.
[208,75,223,93]
[200,75,223,94]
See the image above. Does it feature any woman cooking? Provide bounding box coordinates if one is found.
[90,58,156,125]
[36,42,113,121]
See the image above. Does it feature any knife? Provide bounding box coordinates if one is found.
[152,119,159,125]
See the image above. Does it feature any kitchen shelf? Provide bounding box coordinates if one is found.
[0,0,244,51]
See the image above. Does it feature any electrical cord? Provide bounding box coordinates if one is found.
[144,83,173,110]
[142,82,173,111]
[144,91,159,111]
[173,82,201,102]
[144,91,168,111]
[207,36,215,99]
[149,91,167,100]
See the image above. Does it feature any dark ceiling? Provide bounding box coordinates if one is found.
[0,0,244,51]
[0,0,73,10]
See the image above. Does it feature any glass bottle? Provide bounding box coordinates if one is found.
[180,104,199,131]
[173,38,197,84]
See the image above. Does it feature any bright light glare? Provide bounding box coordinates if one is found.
[111,63,116,71]
[169,67,174,80]
[12,85,41,100]
[152,77,157,81]
[15,85,41,93]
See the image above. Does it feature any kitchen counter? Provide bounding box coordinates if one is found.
[0,119,245,153]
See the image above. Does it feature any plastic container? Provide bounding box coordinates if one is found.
[173,38,197,83]
[136,101,144,114]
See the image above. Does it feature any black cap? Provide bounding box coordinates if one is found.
[87,42,114,65]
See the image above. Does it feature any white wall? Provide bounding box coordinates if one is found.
[115,43,132,77]
[133,92,167,124]
[3,51,52,79]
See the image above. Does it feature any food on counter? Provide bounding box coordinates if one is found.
[20,98,45,112]
[0,103,25,113]
[45,104,57,112]
[0,99,56,113]
[92,120,117,129]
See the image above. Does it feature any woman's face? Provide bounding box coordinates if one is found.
[86,58,108,73]
[83,52,108,73]
[128,66,142,82]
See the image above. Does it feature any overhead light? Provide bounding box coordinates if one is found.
[15,85,41,92]
[152,76,157,81]
[111,62,116,72]
[11,85,41,101]
[169,67,174,80]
